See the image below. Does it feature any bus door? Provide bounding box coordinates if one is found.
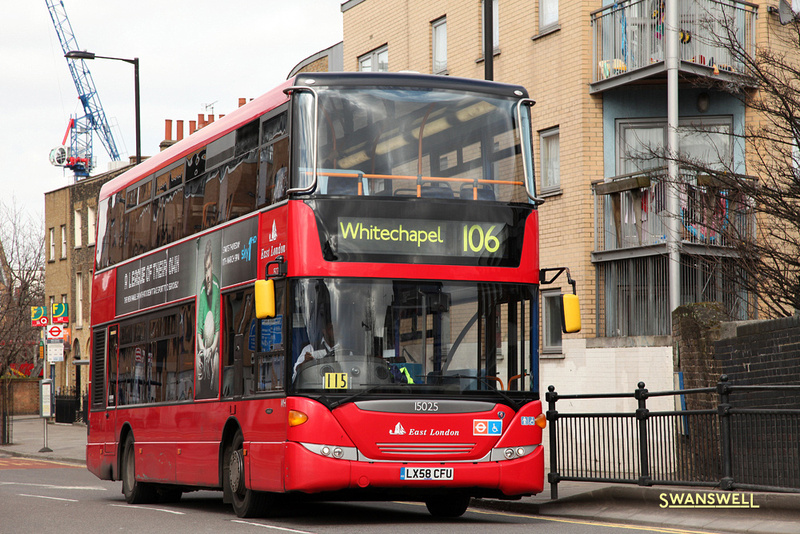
[106,325,119,456]
[257,279,286,393]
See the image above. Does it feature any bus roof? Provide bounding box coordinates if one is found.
[98,78,294,202]
[98,72,530,202]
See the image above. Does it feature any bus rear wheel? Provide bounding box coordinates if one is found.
[425,495,471,518]
[121,436,158,504]
[225,429,269,517]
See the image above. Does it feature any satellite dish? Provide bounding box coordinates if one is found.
[49,145,70,166]
[779,0,798,25]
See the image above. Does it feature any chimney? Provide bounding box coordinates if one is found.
[239,98,247,108]
[189,120,196,135]
[159,119,176,152]
[177,120,185,141]
[208,114,215,124]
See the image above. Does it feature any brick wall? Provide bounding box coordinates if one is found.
[674,303,800,408]
[2,379,40,415]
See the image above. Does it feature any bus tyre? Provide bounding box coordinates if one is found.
[121,436,157,504]
[425,495,471,518]
[226,429,268,517]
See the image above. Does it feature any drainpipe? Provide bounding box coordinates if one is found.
[666,0,681,317]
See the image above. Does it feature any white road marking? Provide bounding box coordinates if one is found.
[231,520,317,533]
[0,482,106,491]
[18,493,79,502]
[109,504,185,515]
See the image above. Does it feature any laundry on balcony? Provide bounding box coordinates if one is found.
[599,58,628,79]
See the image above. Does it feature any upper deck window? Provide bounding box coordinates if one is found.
[293,87,533,204]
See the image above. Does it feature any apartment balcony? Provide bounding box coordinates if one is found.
[590,0,757,93]
[591,168,756,262]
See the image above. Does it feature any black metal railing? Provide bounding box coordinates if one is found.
[546,375,800,498]
[54,386,85,424]
[0,380,13,445]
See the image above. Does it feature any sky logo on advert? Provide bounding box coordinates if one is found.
[389,422,407,436]
[269,220,278,242]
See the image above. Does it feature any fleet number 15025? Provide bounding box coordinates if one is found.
[415,401,439,412]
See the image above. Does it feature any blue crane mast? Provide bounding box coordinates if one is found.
[46,0,120,178]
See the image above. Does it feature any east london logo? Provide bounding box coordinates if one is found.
[659,491,759,509]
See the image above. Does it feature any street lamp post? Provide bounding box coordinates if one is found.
[65,50,141,164]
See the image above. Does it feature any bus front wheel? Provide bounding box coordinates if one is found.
[121,436,157,504]
[425,495,471,517]
[225,429,269,517]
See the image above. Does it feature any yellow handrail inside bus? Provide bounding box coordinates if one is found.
[303,170,523,198]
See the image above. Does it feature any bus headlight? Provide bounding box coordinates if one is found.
[491,445,537,461]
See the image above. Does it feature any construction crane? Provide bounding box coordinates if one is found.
[46,0,120,179]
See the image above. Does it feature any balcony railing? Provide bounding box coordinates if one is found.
[591,0,757,86]
[591,168,756,254]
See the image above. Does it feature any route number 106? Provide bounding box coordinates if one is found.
[463,224,500,254]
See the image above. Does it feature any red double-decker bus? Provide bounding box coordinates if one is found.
[87,72,580,518]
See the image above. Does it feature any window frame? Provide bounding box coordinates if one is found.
[539,0,558,33]
[49,228,55,262]
[87,206,96,246]
[74,209,82,249]
[358,45,389,72]
[539,127,561,194]
[75,272,83,327]
[616,116,734,175]
[541,289,563,355]
[481,0,500,54]
[432,16,448,75]
[60,225,67,259]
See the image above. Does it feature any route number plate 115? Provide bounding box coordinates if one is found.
[400,467,454,480]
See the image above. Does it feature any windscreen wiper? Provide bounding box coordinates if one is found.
[427,374,520,411]
[326,383,402,410]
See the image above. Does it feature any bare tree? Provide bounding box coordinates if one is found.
[632,10,800,318]
[0,199,45,378]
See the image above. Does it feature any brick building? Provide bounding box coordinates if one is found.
[44,164,132,399]
[338,0,790,396]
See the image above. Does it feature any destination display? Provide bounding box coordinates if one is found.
[336,216,509,260]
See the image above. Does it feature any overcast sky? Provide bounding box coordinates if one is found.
[0,1,343,221]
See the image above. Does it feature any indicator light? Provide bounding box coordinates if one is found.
[288,410,308,427]
[535,413,547,429]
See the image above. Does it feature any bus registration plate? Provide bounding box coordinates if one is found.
[400,467,454,481]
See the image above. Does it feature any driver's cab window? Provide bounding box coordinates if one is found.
[291,279,335,383]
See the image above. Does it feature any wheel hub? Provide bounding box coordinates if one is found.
[229,449,244,494]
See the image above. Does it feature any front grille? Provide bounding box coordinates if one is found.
[376,442,475,455]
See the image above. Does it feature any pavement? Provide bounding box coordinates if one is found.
[2,415,799,533]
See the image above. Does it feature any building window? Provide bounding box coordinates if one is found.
[540,0,558,31]
[60,225,67,259]
[482,0,499,53]
[87,206,96,246]
[542,290,562,354]
[76,272,83,327]
[540,127,560,193]
[358,45,388,72]
[432,17,447,74]
[74,209,82,249]
[49,228,55,261]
